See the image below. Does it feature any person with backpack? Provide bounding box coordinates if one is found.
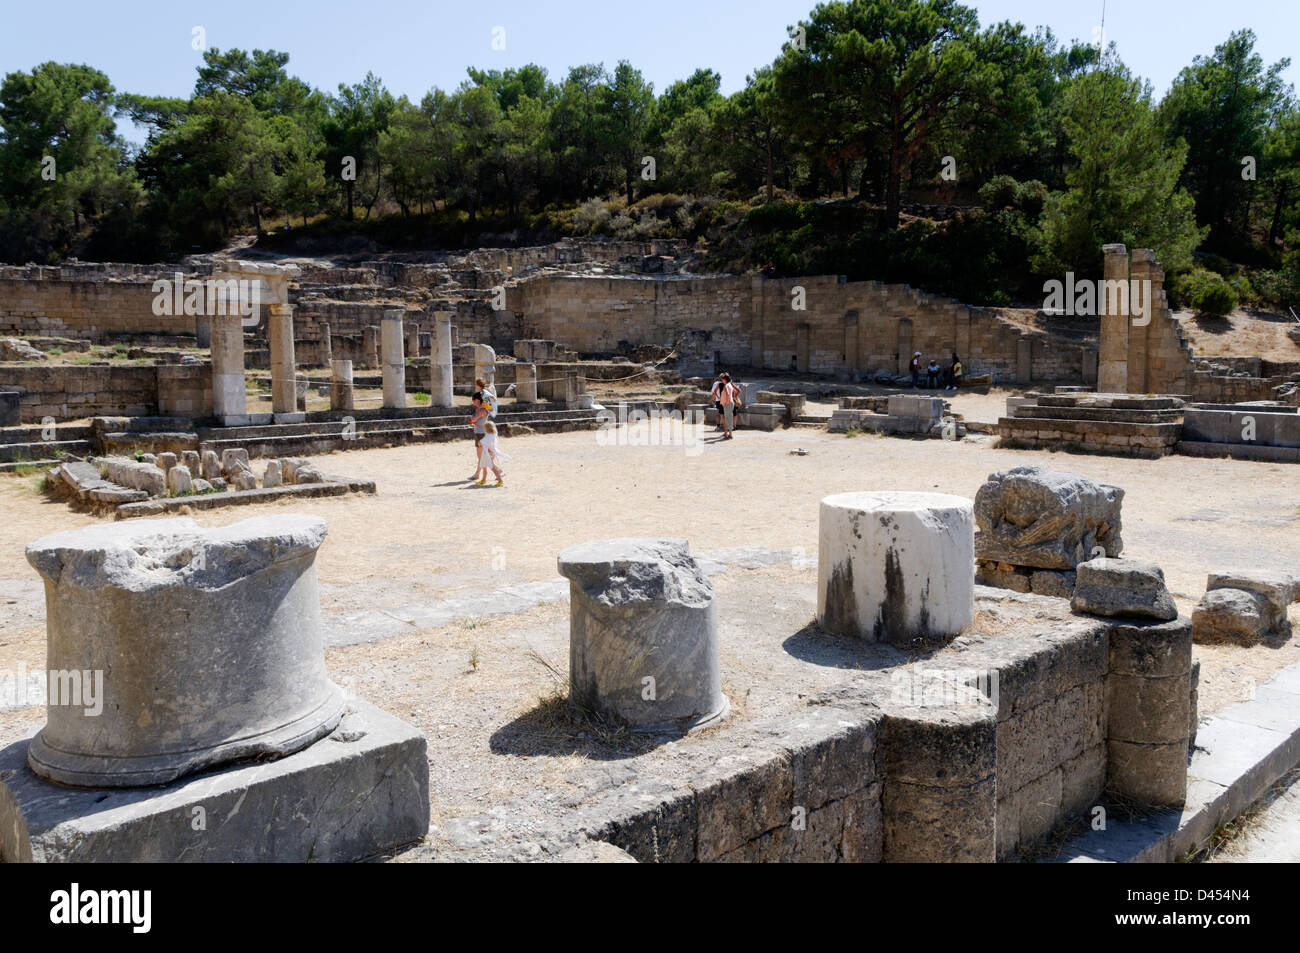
[467,392,488,480]
[910,351,922,389]
[476,377,498,419]
[718,372,740,440]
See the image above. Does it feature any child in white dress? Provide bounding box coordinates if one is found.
[476,421,511,486]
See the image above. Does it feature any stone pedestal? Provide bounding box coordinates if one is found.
[1105,618,1192,807]
[564,370,584,408]
[407,326,421,359]
[363,325,380,369]
[558,537,727,733]
[817,491,975,647]
[269,302,297,416]
[23,515,347,787]
[331,359,355,411]
[381,310,406,410]
[429,312,453,407]
[0,698,428,863]
[515,363,538,403]
[210,314,247,425]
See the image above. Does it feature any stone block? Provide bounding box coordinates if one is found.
[221,448,250,479]
[693,748,793,861]
[1108,673,1193,745]
[1071,558,1178,620]
[0,699,429,862]
[200,450,221,480]
[166,464,192,495]
[1206,570,1293,629]
[1108,617,1193,678]
[1193,588,1270,645]
[1030,569,1076,599]
[1106,738,1188,807]
[263,459,283,489]
[881,777,996,862]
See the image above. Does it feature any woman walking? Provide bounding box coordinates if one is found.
[467,392,488,480]
[718,372,739,440]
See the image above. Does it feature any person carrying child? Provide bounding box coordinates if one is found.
[467,393,488,480]
[476,377,498,419]
[476,421,511,486]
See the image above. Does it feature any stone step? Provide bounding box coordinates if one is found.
[0,458,63,473]
[196,408,598,443]
[198,415,603,460]
[0,439,93,464]
[1012,405,1183,424]
[0,424,95,446]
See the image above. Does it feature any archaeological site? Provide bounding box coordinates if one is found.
[0,1,1297,904]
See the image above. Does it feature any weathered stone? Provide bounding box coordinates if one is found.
[976,562,1031,592]
[1071,558,1177,620]
[209,477,227,491]
[234,470,258,491]
[0,698,427,862]
[974,466,1124,570]
[200,449,221,480]
[192,478,213,493]
[23,515,346,787]
[818,491,974,647]
[166,464,193,495]
[98,457,165,497]
[263,459,283,488]
[558,537,727,733]
[156,451,177,475]
[181,450,200,476]
[1192,588,1270,645]
[221,447,250,479]
[294,465,324,484]
[1030,569,1076,599]
[1205,570,1293,630]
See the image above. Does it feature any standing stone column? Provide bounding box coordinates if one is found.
[558,537,727,732]
[210,314,247,425]
[1106,618,1193,807]
[24,515,346,787]
[515,363,537,403]
[407,325,421,360]
[269,302,299,419]
[381,309,406,410]
[818,491,975,647]
[195,314,212,349]
[321,322,332,368]
[363,325,380,369]
[563,370,583,408]
[1097,243,1130,394]
[429,312,453,407]
[1127,249,1155,394]
[330,359,355,411]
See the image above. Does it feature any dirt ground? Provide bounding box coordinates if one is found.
[1176,307,1300,363]
[1,406,1297,843]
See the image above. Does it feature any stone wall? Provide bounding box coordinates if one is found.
[509,273,1080,384]
[157,364,213,418]
[0,278,187,339]
[0,365,158,421]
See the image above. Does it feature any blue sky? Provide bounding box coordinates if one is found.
[2,0,1296,145]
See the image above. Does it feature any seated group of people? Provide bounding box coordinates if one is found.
[910,352,963,391]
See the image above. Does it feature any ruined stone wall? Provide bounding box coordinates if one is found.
[0,278,186,339]
[511,273,1067,383]
[156,364,213,418]
[0,365,159,421]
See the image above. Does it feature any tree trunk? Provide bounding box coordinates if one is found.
[885,112,903,229]
[346,181,354,221]
[764,129,774,202]
[1268,183,1289,246]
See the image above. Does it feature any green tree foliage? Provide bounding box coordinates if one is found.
[0,62,141,261]
[1159,30,1291,251]
[1035,60,1206,277]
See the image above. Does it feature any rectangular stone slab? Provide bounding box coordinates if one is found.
[0,698,428,862]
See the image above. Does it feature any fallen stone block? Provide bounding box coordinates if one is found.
[1206,570,1294,630]
[975,465,1124,570]
[221,448,250,479]
[1071,558,1177,621]
[166,464,193,495]
[1192,588,1270,645]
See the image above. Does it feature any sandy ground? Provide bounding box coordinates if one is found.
[1,412,1298,846]
[1176,308,1300,363]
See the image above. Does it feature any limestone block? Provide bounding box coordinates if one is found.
[156,451,177,475]
[558,537,727,732]
[192,479,213,493]
[1205,570,1293,630]
[181,450,200,475]
[221,448,250,479]
[1192,588,1270,645]
[166,464,193,495]
[235,470,258,491]
[263,459,283,488]
[23,515,345,787]
[209,477,227,491]
[1071,558,1177,620]
[818,491,975,647]
[294,465,324,484]
[1030,569,1076,599]
[200,450,221,480]
[975,466,1124,570]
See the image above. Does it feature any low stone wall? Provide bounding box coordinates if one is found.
[0,278,186,339]
[0,364,214,422]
